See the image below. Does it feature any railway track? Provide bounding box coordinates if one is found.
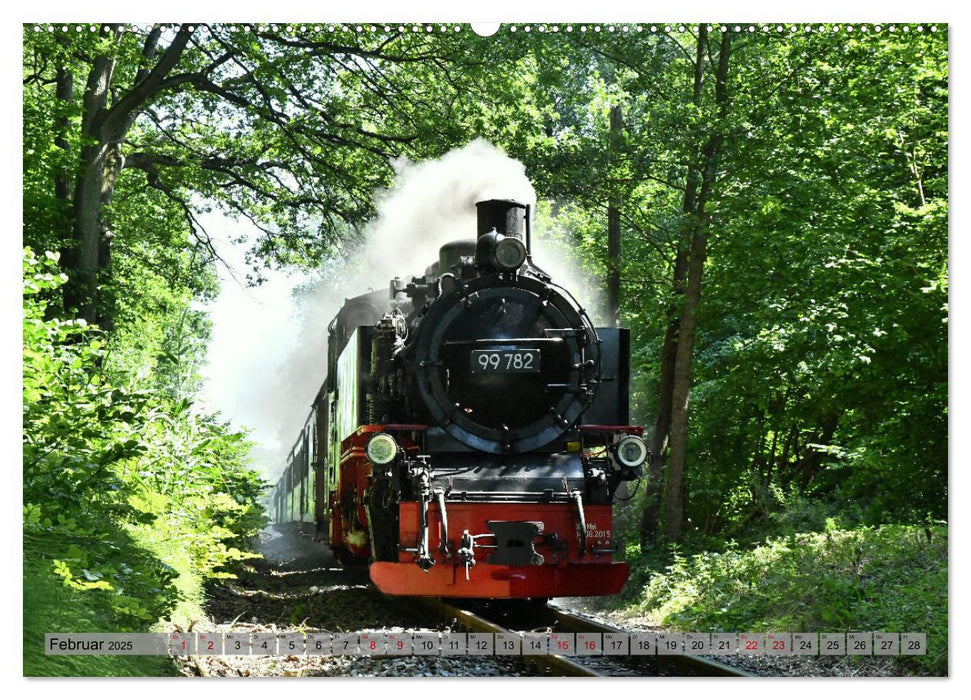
[429,599,604,677]
[542,604,753,677]
[190,529,750,678]
[421,598,754,677]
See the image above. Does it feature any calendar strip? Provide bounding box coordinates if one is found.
[44,631,928,656]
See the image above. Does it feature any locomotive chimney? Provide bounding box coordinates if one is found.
[476,199,526,241]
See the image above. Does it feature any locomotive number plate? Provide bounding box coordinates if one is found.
[470,348,541,374]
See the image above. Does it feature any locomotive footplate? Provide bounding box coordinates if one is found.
[369,560,629,598]
[375,501,626,598]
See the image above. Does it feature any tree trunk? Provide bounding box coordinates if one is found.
[54,62,74,301]
[68,146,109,321]
[662,27,733,543]
[664,220,708,541]
[54,64,73,218]
[606,105,624,326]
[64,50,116,322]
[639,245,687,548]
[639,27,708,549]
[62,25,191,324]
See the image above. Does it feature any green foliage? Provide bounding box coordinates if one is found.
[23,249,266,675]
[24,29,223,396]
[125,399,267,581]
[512,33,948,676]
[682,28,948,529]
[23,249,142,526]
[505,26,947,535]
[628,524,946,675]
[100,181,219,399]
[22,24,512,280]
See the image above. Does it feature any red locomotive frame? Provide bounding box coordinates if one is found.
[327,424,636,598]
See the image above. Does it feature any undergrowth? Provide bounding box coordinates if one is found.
[23,249,267,676]
[622,524,947,676]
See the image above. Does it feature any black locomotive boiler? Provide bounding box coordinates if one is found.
[271,199,646,598]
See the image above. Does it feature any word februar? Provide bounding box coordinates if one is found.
[47,637,108,652]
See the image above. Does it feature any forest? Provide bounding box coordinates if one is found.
[22,23,947,676]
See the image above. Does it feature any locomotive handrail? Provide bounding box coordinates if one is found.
[442,337,565,345]
[434,489,449,556]
[577,424,644,435]
[438,491,581,503]
[353,423,430,433]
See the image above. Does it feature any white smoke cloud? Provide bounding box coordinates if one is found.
[360,139,536,288]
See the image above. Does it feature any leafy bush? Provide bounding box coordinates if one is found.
[23,248,267,675]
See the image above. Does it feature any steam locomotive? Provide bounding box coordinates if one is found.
[271,199,645,598]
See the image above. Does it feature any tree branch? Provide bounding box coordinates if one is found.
[102,24,194,138]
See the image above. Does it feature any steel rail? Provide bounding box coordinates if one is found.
[544,605,753,677]
[426,599,606,677]
[418,597,753,677]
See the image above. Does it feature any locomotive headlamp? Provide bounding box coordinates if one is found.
[475,231,528,272]
[494,236,527,271]
[366,433,399,465]
[615,435,648,469]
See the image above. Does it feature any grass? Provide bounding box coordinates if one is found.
[622,524,947,676]
[22,556,178,677]
[22,516,214,676]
